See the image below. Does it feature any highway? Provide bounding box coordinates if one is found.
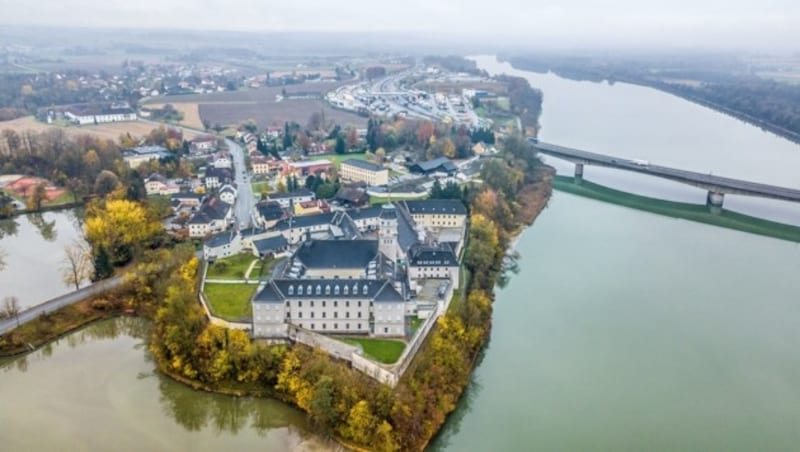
[531,140,800,202]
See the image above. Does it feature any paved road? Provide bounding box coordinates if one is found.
[0,276,125,336]
[226,138,257,228]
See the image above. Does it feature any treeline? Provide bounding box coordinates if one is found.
[366,117,491,160]
[495,75,543,133]
[422,56,487,76]
[143,133,552,451]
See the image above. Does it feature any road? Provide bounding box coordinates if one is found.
[0,276,125,336]
[226,138,257,228]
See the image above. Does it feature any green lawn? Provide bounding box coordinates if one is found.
[48,191,77,206]
[251,181,270,196]
[340,337,406,364]
[258,256,283,278]
[309,152,370,168]
[203,283,257,321]
[408,317,424,335]
[206,253,257,279]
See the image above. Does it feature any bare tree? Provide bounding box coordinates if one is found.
[2,296,20,325]
[62,241,94,291]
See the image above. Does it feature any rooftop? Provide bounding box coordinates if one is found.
[295,239,378,270]
[254,278,402,303]
[403,199,467,215]
[342,159,385,172]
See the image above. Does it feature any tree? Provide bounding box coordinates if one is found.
[315,182,337,199]
[1,296,20,326]
[374,147,386,164]
[307,111,324,131]
[346,128,359,149]
[93,245,114,281]
[85,199,163,265]
[62,240,93,290]
[282,122,293,149]
[26,182,47,211]
[94,170,120,197]
[308,376,337,431]
[242,119,258,134]
[335,135,346,155]
[276,180,287,194]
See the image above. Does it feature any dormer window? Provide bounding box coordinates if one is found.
[307,284,312,294]
[287,285,294,295]
[343,285,349,295]
[334,285,340,295]
[352,283,358,295]
[362,284,368,295]
[297,285,302,295]
[325,285,331,295]
[316,285,322,295]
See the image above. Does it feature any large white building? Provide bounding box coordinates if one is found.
[340,159,389,186]
[64,103,137,126]
[250,199,468,339]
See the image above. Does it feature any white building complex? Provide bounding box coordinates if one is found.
[247,199,468,339]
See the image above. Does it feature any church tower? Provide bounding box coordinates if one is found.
[378,203,399,262]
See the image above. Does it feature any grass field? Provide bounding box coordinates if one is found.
[146,103,204,130]
[0,116,202,141]
[341,337,406,364]
[203,283,257,321]
[309,151,369,167]
[206,253,258,279]
[553,175,800,243]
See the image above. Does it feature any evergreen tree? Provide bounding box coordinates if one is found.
[93,245,114,281]
[282,122,293,149]
[335,135,346,155]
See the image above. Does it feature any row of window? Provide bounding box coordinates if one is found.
[296,311,362,319]
[287,283,371,296]
[301,322,364,331]
[293,300,367,308]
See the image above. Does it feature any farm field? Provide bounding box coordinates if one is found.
[0,116,202,141]
[200,99,366,129]
[145,103,205,130]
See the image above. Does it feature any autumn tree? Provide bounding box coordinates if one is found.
[346,128,359,149]
[61,240,94,290]
[26,182,47,211]
[93,170,120,197]
[85,199,163,265]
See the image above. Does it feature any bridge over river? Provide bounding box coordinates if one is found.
[530,140,800,207]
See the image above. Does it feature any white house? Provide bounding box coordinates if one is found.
[213,156,232,169]
[267,188,316,209]
[219,184,237,205]
[188,197,233,238]
[144,174,180,196]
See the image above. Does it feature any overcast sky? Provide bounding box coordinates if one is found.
[2,0,798,50]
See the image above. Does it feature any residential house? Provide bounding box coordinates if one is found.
[123,146,170,169]
[188,197,233,238]
[268,188,316,209]
[144,174,180,196]
[219,184,237,205]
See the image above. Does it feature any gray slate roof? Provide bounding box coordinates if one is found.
[342,159,385,172]
[402,199,467,215]
[269,188,315,200]
[410,157,457,173]
[253,278,403,303]
[294,239,378,269]
[253,235,288,254]
[205,230,236,248]
[408,244,458,267]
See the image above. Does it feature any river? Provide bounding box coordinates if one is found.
[0,209,89,309]
[0,318,336,451]
[430,57,800,450]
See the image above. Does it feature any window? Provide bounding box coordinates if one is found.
[322,312,326,318]
[352,283,358,294]
[334,323,338,330]
[307,284,312,294]
[346,301,350,308]
[358,323,361,329]
[334,285,340,295]
[334,312,338,318]
[298,301,302,307]
[363,284,368,295]
[311,312,315,318]
[343,285,349,295]
[310,301,314,307]
[325,285,331,295]
[286,311,290,318]
[384,327,388,333]
[346,312,350,319]
[316,285,322,295]
[297,285,302,295]
[346,323,350,330]
[322,301,326,307]
[358,301,362,308]
[298,312,302,318]
[311,323,315,330]
[288,285,294,295]
[322,323,327,330]
[358,312,362,318]
[334,301,338,308]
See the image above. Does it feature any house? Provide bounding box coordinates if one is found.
[268,188,316,209]
[188,197,233,238]
[144,174,180,196]
[204,167,232,190]
[335,186,369,208]
[255,201,288,229]
[252,235,289,258]
[340,159,389,186]
[171,192,204,208]
[213,155,232,169]
[293,199,331,217]
[203,230,242,261]
[251,156,274,175]
[287,160,333,177]
[219,184,237,205]
[64,102,137,125]
[408,157,458,176]
[123,146,170,169]
[191,136,217,154]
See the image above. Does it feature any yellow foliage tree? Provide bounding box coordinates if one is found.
[85,199,162,262]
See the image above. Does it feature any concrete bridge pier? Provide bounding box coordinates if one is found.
[574,163,584,180]
[707,191,725,211]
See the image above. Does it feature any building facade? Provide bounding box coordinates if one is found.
[340,159,389,186]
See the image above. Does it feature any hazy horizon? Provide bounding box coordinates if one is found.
[0,0,798,52]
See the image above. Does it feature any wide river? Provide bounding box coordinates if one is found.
[2,56,800,451]
[431,57,800,450]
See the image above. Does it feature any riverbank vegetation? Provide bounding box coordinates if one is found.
[553,175,800,243]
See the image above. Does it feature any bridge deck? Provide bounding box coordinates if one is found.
[531,140,800,202]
